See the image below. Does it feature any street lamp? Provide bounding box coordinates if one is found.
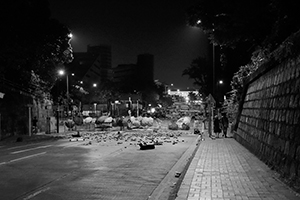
[196,20,216,98]
[58,69,70,116]
[216,80,224,106]
[58,69,69,99]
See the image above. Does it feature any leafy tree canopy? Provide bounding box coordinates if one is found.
[186,0,300,51]
[182,56,212,96]
[185,0,300,104]
[0,0,73,98]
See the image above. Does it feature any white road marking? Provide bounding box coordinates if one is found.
[0,152,46,166]
[10,145,52,154]
[23,187,50,200]
[7,143,42,150]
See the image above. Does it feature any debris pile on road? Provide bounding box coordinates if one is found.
[168,116,191,130]
[66,126,191,150]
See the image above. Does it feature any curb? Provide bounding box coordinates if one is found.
[167,135,202,200]
[148,134,201,200]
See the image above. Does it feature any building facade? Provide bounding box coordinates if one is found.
[67,45,112,87]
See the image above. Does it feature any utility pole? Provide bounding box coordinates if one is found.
[66,74,69,117]
[27,104,32,136]
[207,94,216,138]
[212,43,216,98]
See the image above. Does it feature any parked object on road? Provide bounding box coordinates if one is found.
[138,141,155,150]
[69,137,85,142]
[104,117,113,123]
[154,138,163,145]
[72,131,81,137]
[116,116,124,130]
[84,117,94,123]
[168,122,179,130]
[65,119,75,130]
[141,117,154,126]
[175,171,181,178]
[95,116,113,130]
[194,128,200,134]
[73,116,83,126]
[131,118,141,127]
[181,123,190,130]
[176,116,191,130]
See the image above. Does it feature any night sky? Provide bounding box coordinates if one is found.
[49,0,209,90]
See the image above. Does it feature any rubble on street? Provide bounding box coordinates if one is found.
[66,120,193,151]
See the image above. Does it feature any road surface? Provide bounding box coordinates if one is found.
[0,129,198,200]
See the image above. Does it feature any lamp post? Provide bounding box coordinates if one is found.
[212,43,216,97]
[216,80,224,106]
[58,70,69,98]
[196,20,216,98]
[58,69,72,117]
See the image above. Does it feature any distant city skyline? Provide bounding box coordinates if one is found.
[49,0,209,90]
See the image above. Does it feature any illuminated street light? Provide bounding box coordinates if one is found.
[93,83,97,87]
[58,69,65,76]
[58,69,69,98]
[195,19,216,97]
[218,80,223,84]
[58,69,70,116]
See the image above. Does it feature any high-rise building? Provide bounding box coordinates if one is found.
[67,45,112,87]
[136,53,154,88]
[108,64,137,83]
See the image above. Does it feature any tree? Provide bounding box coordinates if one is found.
[0,0,73,135]
[0,0,73,100]
[182,56,212,96]
[223,50,264,122]
[186,0,300,51]
[186,0,300,87]
[186,0,300,113]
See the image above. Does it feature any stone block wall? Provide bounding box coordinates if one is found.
[235,55,300,187]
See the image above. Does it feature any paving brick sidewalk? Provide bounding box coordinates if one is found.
[175,132,300,200]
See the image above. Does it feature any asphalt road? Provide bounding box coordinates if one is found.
[0,129,199,200]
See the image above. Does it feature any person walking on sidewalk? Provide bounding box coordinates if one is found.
[213,115,221,138]
[220,113,229,138]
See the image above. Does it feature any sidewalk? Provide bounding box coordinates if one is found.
[175,132,300,200]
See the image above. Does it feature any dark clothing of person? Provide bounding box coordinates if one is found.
[116,117,124,131]
[213,117,221,133]
[32,117,38,127]
[221,115,229,137]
